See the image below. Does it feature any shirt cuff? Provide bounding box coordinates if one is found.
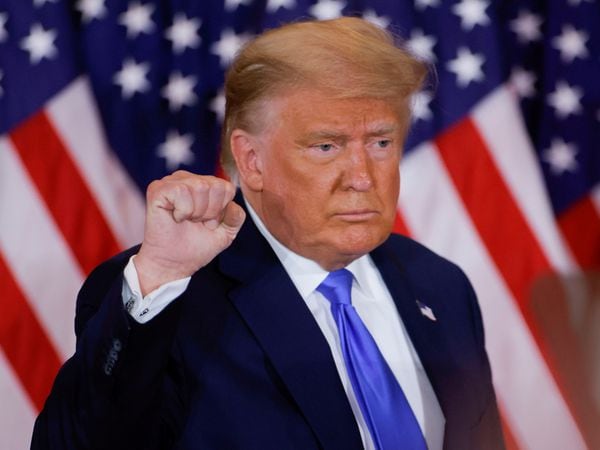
[121,255,191,324]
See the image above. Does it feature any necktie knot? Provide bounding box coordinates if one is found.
[317,269,353,306]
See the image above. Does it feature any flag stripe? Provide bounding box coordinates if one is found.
[434,118,593,448]
[557,194,600,269]
[0,253,62,411]
[0,351,37,450]
[398,141,587,450]
[46,77,145,249]
[0,137,82,359]
[392,210,410,236]
[471,87,577,273]
[9,111,121,276]
[591,184,600,213]
[500,413,521,450]
[529,275,600,448]
[435,118,552,319]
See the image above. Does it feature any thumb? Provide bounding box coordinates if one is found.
[221,201,246,234]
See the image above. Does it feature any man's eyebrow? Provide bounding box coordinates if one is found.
[365,124,398,136]
[301,131,348,142]
[302,124,398,140]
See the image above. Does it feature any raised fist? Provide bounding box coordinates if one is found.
[134,171,246,295]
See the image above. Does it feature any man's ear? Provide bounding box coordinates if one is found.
[230,129,264,192]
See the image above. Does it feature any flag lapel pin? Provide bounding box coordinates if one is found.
[416,300,437,322]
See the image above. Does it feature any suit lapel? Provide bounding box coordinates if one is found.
[370,241,456,425]
[218,205,363,450]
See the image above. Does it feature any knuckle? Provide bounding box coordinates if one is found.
[146,179,164,200]
[223,181,236,199]
[191,178,209,193]
[147,179,162,192]
[171,183,188,198]
[172,169,191,178]
[211,181,226,195]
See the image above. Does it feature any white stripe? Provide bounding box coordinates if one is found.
[398,142,587,450]
[47,76,145,248]
[0,351,37,450]
[472,86,577,273]
[0,137,82,360]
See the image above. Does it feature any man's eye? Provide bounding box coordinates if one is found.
[376,140,391,148]
[317,143,334,152]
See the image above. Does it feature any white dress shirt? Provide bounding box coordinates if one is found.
[122,204,444,449]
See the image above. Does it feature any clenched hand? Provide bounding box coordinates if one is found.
[134,171,246,296]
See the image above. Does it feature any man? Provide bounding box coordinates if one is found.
[32,17,504,450]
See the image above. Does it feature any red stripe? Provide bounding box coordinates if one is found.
[392,210,410,236]
[500,412,521,450]
[529,273,600,449]
[9,111,121,276]
[434,117,592,446]
[558,195,600,269]
[0,253,62,411]
[215,160,229,181]
[435,119,551,308]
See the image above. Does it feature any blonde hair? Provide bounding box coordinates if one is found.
[220,17,428,178]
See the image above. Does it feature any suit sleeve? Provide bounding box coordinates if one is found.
[31,250,189,450]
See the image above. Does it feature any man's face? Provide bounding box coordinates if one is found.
[244,89,407,270]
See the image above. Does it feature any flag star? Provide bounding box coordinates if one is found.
[547,81,583,119]
[452,0,490,31]
[510,67,536,98]
[542,139,578,175]
[210,90,226,121]
[20,24,58,65]
[166,14,201,54]
[157,131,195,171]
[119,2,155,38]
[309,0,346,20]
[446,47,485,87]
[362,9,391,29]
[510,10,543,44]
[552,24,589,63]
[162,72,197,111]
[0,13,8,42]
[415,0,440,10]
[568,0,593,5]
[225,0,253,11]
[76,0,107,23]
[113,59,150,98]
[411,91,433,121]
[266,0,296,12]
[211,29,252,68]
[406,29,437,63]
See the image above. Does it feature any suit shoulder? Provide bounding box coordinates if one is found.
[382,234,466,279]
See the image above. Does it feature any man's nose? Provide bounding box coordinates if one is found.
[343,145,373,191]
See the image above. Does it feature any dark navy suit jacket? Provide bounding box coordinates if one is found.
[32,201,505,450]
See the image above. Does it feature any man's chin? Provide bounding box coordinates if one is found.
[333,226,391,258]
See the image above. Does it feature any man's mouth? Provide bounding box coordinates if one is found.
[333,210,379,222]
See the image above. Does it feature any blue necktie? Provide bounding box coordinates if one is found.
[317,269,428,450]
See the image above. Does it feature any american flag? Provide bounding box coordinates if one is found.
[0,0,598,448]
